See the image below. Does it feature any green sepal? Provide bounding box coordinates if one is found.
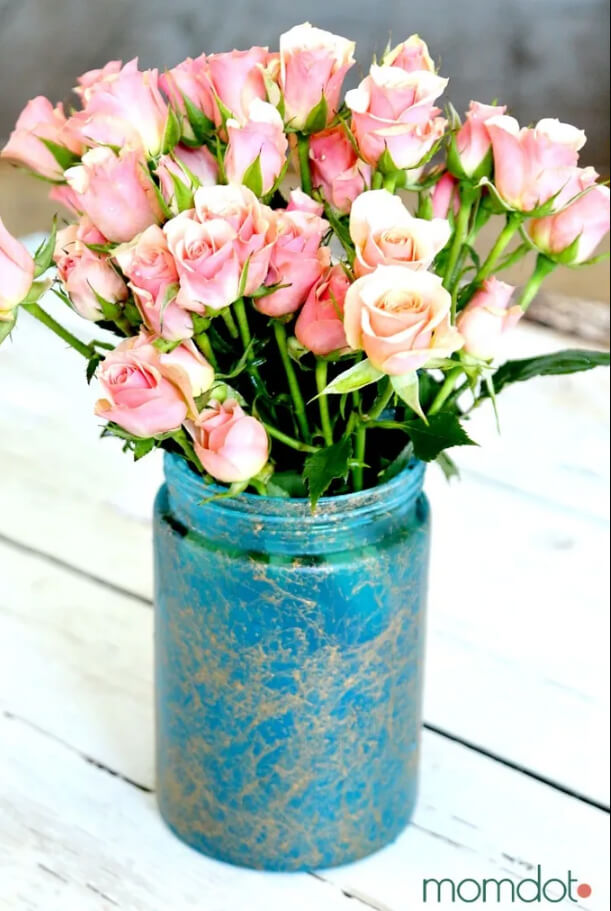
[316,358,384,396]
[161,107,182,154]
[391,372,428,423]
[181,92,216,143]
[241,154,264,197]
[39,138,80,172]
[303,95,329,135]
[33,219,57,277]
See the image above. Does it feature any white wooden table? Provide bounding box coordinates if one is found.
[0,282,609,910]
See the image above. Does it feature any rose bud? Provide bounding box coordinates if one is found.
[344,265,463,375]
[74,61,123,102]
[382,35,436,73]
[225,99,288,195]
[188,399,269,483]
[159,54,218,127]
[431,172,460,219]
[278,23,355,130]
[0,217,35,322]
[54,220,128,321]
[130,284,193,341]
[309,127,371,214]
[65,147,164,243]
[457,277,522,360]
[156,145,218,213]
[528,182,610,264]
[349,189,450,276]
[207,47,269,124]
[452,101,507,178]
[286,189,324,216]
[295,264,350,356]
[1,97,82,180]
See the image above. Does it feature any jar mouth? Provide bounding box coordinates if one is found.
[163,451,425,522]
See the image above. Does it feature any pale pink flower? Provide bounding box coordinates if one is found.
[454,101,507,177]
[1,97,83,180]
[528,182,610,264]
[54,219,128,321]
[0,217,35,320]
[309,127,371,214]
[225,99,288,195]
[295,264,350,355]
[187,399,269,483]
[457,277,522,360]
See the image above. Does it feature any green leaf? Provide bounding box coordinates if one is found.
[303,95,328,134]
[181,93,215,143]
[0,314,17,346]
[169,171,194,212]
[241,154,264,197]
[378,442,415,484]
[318,359,384,396]
[39,138,80,171]
[391,372,428,423]
[266,471,306,498]
[86,353,102,384]
[134,437,158,461]
[33,220,57,278]
[483,349,610,397]
[436,451,460,481]
[403,412,476,461]
[304,436,353,509]
[162,107,182,154]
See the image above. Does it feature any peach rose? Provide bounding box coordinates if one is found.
[1,97,82,180]
[349,189,450,276]
[382,35,435,73]
[207,47,269,124]
[54,219,128,321]
[308,127,371,214]
[225,100,288,195]
[528,182,610,264]
[258,208,330,317]
[295,264,350,356]
[0,217,34,321]
[194,184,276,295]
[346,65,448,169]
[65,147,163,243]
[344,265,463,375]
[278,23,355,130]
[457,278,522,360]
[486,115,589,212]
[453,101,507,178]
[187,399,269,483]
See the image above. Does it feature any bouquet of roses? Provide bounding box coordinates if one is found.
[1,23,609,505]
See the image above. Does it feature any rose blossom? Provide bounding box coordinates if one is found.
[159,54,218,125]
[0,217,34,321]
[129,284,193,341]
[431,172,460,218]
[453,101,507,178]
[295,264,350,356]
[344,265,463,375]
[65,147,163,243]
[528,182,610,264]
[486,115,590,212]
[1,97,82,180]
[187,399,269,483]
[225,100,288,195]
[207,47,269,124]
[69,59,169,156]
[382,35,435,73]
[308,127,371,214]
[286,189,324,216]
[346,65,448,169]
[194,184,276,295]
[74,61,123,102]
[349,189,450,276]
[95,332,213,436]
[277,23,355,130]
[54,219,128,321]
[158,339,214,399]
[164,210,240,313]
[156,145,218,212]
[457,278,522,360]
[258,208,330,317]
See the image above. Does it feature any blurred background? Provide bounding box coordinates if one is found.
[1,0,609,334]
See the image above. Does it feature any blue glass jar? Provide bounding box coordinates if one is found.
[154,452,430,871]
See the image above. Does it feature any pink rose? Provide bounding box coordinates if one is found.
[309,127,371,214]
[156,145,218,212]
[159,55,218,126]
[187,399,269,483]
[48,184,82,216]
[344,265,463,375]
[349,189,450,276]
[486,115,588,212]
[383,35,435,73]
[158,339,214,399]
[346,65,448,169]
[528,182,610,264]
[457,278,522,360]
[94,333,206,437]
[258,208,330,317]
[74,61,123,102]
[0,217,34,320]
[114,225,178,297]
[278,23,355,130]
[65,147,164,243]
[286,189,324,216]
[1,97,82,180]
[431,172,460,218]
[54,219,128,321]
[69,59,169,156]
[207,47,269,123]
[453,101,507,178]
[225,100,288,195]
[295,264,350,355]
[164,210,240,313]
[194,184,276,295]
[130,284,193,341]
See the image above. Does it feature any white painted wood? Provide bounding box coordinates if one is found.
[0,544,608,910]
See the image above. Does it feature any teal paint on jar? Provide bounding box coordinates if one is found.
[154,452,430,871]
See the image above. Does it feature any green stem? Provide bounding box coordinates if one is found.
[518,254,557,311]
[220,307,239,339]
[22,303,93,359]
[475,213,522,284]
[367,376,394,421]
[353,422,366,492]
[297,134,313,196]
[428,366,462,416]
[315,360,334,445]
[194,331,218,370]
[263,422,318,453]
[170,428,203,473]
[443,188,473,319]
[273,320,310,442]
[372,171,384,190]
[383,174,398,193]
[233,297,251,350]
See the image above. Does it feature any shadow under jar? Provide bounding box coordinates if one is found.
[154,452,431,871]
